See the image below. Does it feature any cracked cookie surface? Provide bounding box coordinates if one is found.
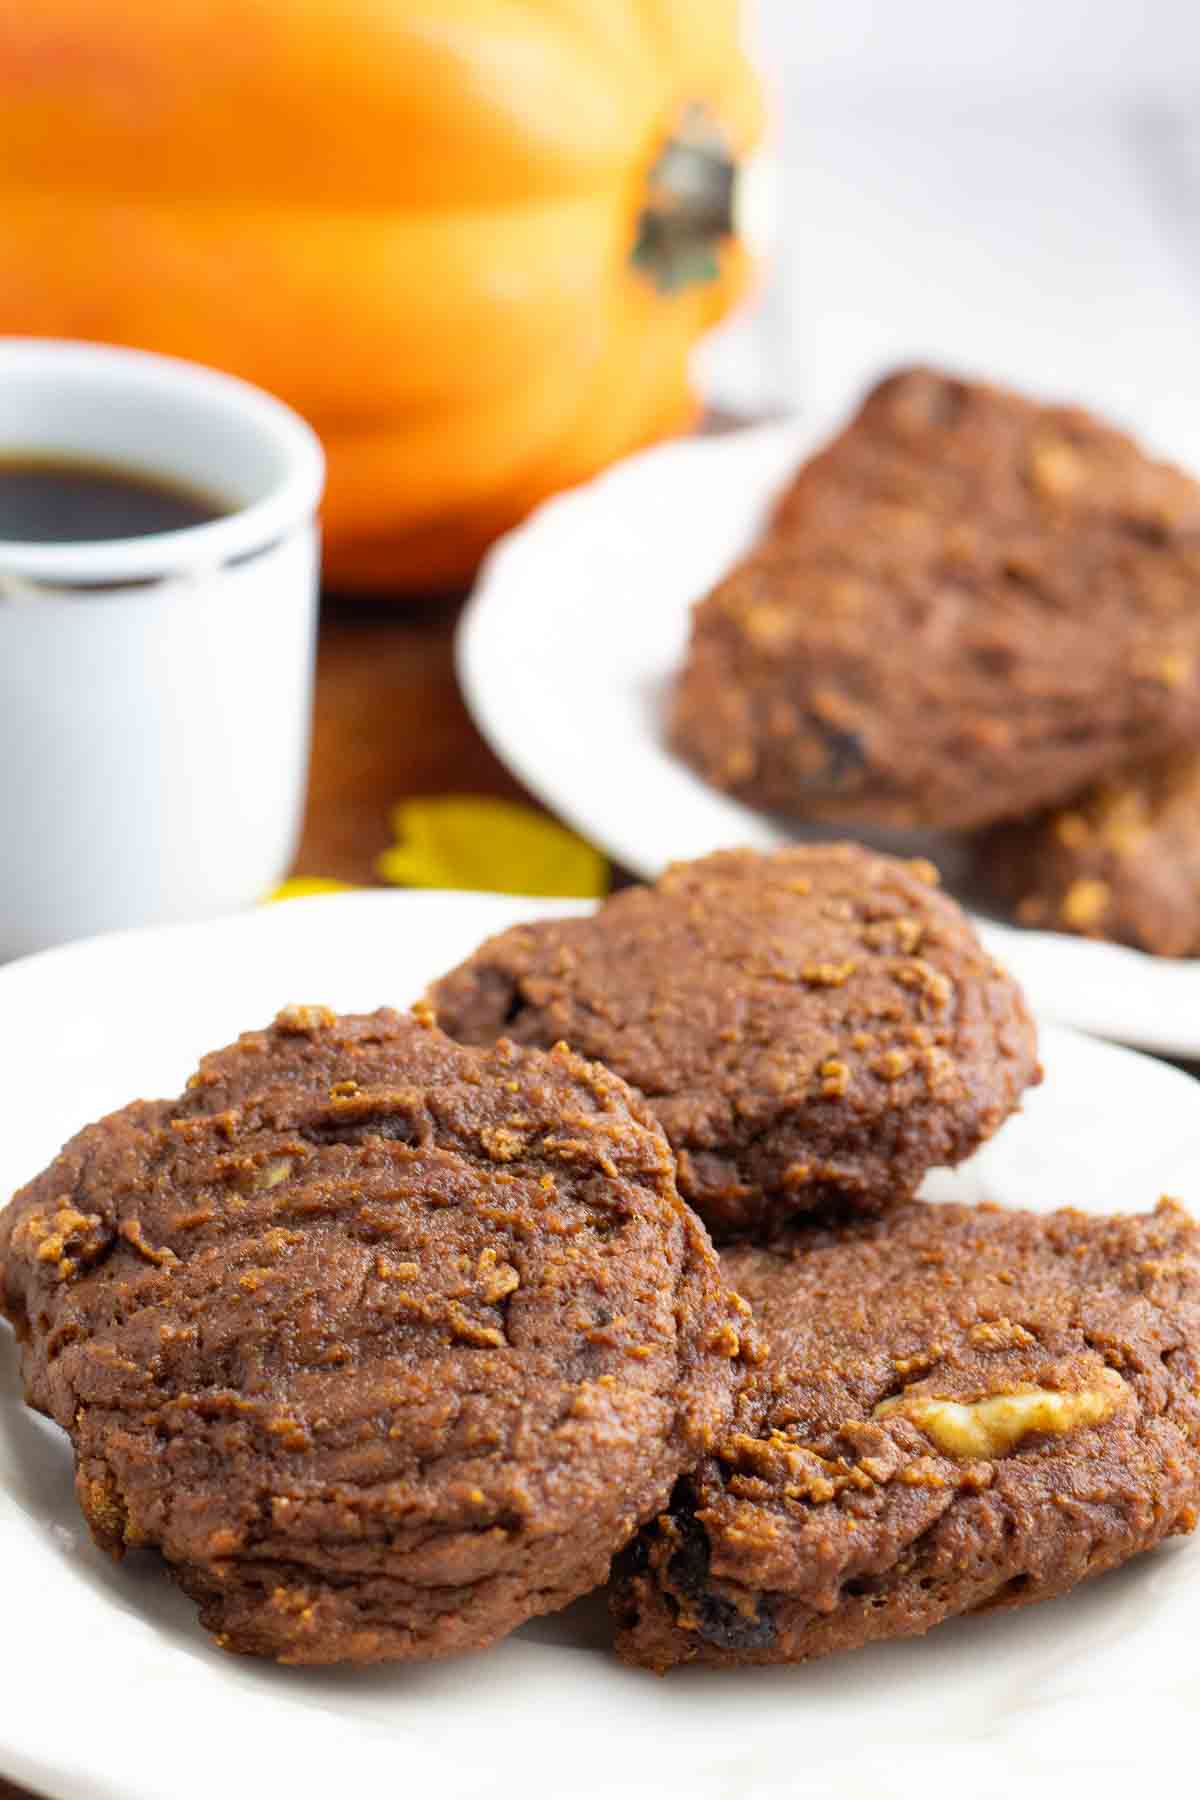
[612,1197,1200,1670]
[0,1005,751,1664]
[671,367,1200,831]
[428,845,1039,1237]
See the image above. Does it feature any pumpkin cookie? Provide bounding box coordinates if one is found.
[671,367,1200,831]
[973,749,1200,957]
[612,1197,1200,1671]
[0,1005,751,1664]
[428,845,1039,1238]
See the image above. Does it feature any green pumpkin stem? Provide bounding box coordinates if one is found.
[632,104,737,294]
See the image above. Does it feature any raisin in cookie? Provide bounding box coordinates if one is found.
[613,1197,1200,1670]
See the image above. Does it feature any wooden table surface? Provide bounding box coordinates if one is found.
[2,591,1197,1800]
[291,592,532,884]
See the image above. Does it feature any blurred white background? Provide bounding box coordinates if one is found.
[706,0,1200,462]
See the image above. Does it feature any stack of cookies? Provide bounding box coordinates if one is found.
[670,371,1200,957]
[3,844,1198,1672]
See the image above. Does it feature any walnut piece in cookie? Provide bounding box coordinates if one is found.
[0,1005,752,1665]
[612,1197,1200,1671]
[671,367,1200,831]
[972,749,1200,956]
[428,844,1040,1238]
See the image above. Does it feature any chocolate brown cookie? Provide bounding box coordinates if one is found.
[973,749,1200,957]
[0,1005,751,1665]
[428,845,1039,1238]
[671,367,1200,831]
[613,1197,1200,1671]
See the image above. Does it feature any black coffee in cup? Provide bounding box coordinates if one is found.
[0,457,228,544]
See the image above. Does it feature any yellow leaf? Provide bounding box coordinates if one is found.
[266,877,356,902]
[377,796,607,898]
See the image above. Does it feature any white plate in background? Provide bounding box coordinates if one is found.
[1,890,1199,1800]
[459,420,1200,1059]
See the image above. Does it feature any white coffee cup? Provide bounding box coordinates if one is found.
[0,339,325,962]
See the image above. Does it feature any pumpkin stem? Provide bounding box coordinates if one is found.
[632,105,737,295]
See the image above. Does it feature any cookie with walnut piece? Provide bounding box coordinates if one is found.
[612,1196,1200,1670]
[0,1004,752,1664]
[428,844,1039,1239]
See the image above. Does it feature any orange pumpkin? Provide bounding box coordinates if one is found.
[0,4,763,591]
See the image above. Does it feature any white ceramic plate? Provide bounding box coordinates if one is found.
[459,418,1200,1058]
[1,891,1198,1800]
